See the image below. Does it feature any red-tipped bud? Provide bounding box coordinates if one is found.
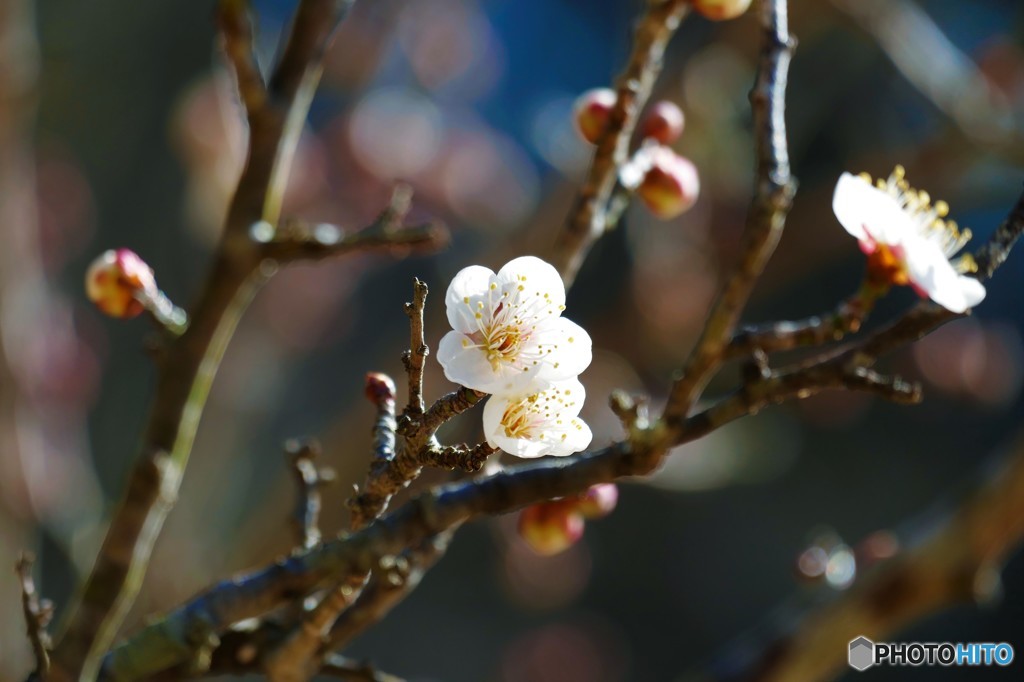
[573,88,617,145]
[517,501,584,556]
[364,372,397,404]
[575,483,619,519]
[640,101,685,144]
[636,147,700,219]
[85,249,157,319]
[692,0,753,21]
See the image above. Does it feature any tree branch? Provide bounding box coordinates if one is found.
[663,0,797,423]
[322,531,455,653]
[402,278,429,416]
[217,0,266,116]
[551,0,690,285]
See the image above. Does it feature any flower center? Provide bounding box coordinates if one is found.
[501,396,540,439]
[865,242,911,288]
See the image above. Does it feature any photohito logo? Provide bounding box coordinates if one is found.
[848,636,1014,671]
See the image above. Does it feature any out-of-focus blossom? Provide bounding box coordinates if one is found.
[573,88,616,145]
[693,0,753,21]
[639,101,685,145]
[575,483,619,519]
[623,145,701,219]
[438,256,591,395]
[85,249,157,319]
[517,500,585,556]
[348,87,442,179]
[832,167,985,313]
[483,378,592,458]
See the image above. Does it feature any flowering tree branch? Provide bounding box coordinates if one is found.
[706,429,1024,682]
[662,0,797,423]
[552,0,690,286]
[22,0,1022,679]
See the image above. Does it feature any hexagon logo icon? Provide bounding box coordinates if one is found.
[849,636,875,671]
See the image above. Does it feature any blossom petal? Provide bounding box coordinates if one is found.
[445,265,495,333]
[903,238,986,313]
[438,330,548,394]
[494,256,567,311]
[833,173,912,245]
[438,330,497,390]
[528,317,593,384]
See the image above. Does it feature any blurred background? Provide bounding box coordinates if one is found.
[1,0,1023,679]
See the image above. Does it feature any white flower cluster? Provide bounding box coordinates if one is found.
[438,256,593,458]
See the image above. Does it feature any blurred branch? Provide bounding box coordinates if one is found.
[260,186,448,264]
[663,0,797,423]
[218,0,267,115]
[707,429,1024,682]
[829,0,1023,158]
[725,288,874,360]
[322,531,455,654]
[552,0,690,286]
[48,1,412,678]
[286,439,335,551]
[320,655,405,682]
[16,553,53,678]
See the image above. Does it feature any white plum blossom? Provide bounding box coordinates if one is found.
[437,256,592,395]
[832,167,985,313]
[482,378,593,458]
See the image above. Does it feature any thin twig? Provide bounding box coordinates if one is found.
[16,553,53,677]
[402,279,429,416]
[663,0,797,424]
[286,439,335,550]
[260,186,446,264]
[725,288,874,359]
[551,0,690,286]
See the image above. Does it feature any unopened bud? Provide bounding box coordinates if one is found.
[639,101,685,145]
[575,483,619,519]
[517,501,584,556]
[693,0,753,21]
[364,372,397,403]
[573,88,617,145]
[85,249,158,319]
[636,147,700,219]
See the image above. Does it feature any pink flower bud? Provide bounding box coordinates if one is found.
[85,249,157,319]
[693,0,753,21]
[364,372,397,403]
[575,483,619,519]
[517,501,585,556]
[637,147,700,219]
[639,101,685,145]
[573,88,617,145]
